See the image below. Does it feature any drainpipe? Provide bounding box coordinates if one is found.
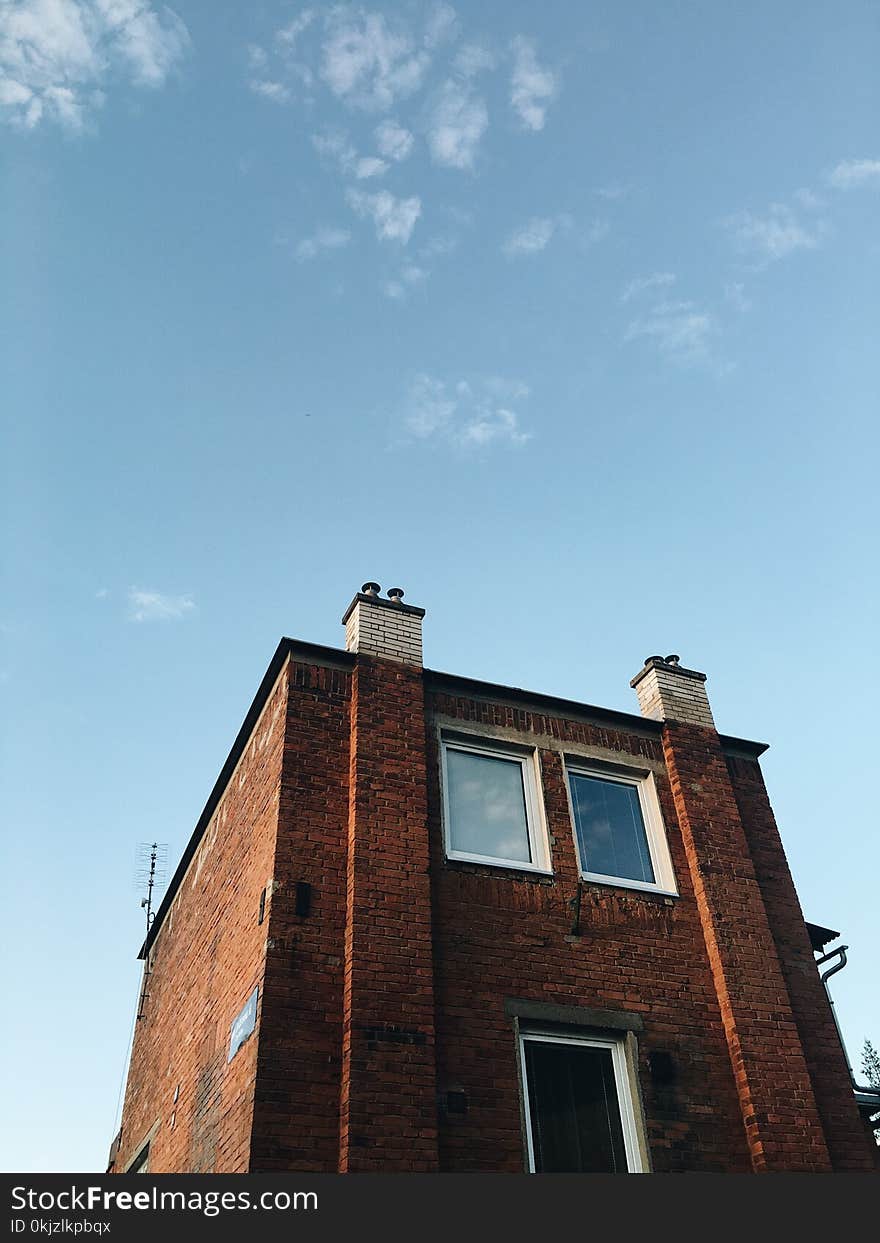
[816,945,853,1079]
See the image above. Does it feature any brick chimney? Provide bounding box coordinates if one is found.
[338,582,438,1171]
[630,654,715,728]
[342,582,425,666]
[629,650,831,1170]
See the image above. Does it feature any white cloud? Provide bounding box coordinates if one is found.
[502,213,573,257]
[295,226,351,261]
[423,2,458,50]
[427,78,487,169]
[827,158,880,190]
[374,117,413,161]
[249,77,290,103]
[347,188,421,243]
[383,262,427,299]
[312,127,388,178]
[319,8,428,111]
[793,186,823,210]
[726,202,825,262]
[509,35,557,131]
[354,155,387,178]
[595,182,628,200]
[624,300,716,366]
[620,271,676,303]
[502,216,556,256]
[0,0,190,129]
[453,42,494,78]
[127,588,195,622]
[401,374,532,449]
[724,281,752,313]
[276,10,315,49]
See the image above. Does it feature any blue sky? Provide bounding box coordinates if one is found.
[1,1,878,1172]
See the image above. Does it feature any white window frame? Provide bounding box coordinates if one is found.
[440,734,551,874]
[519,1030,645,1174]
[565,761,677,896]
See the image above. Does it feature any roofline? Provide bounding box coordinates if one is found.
[424,667,664,737]
[139,640,768,956]
[424,668,769,757]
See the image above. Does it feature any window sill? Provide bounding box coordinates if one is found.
[579,873,678,900]
[445,853,554,879]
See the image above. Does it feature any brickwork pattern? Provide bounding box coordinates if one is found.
[339,655,439,1170]
[345,600,423,665]
[726,754,875,1170]
[117,648,872,1174]
[116,666,288,1173]
[661,721,831,1171]
[250,660,353,1172]
[427,691,750,1173]
[634,665,715,728]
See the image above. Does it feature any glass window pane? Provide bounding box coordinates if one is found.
[569,773,655,884]
[525,1040,628,1173]
[446,748,532,863]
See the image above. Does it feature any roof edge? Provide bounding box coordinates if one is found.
[139,638,355,958]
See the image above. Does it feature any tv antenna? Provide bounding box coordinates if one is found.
[135,842,168,934]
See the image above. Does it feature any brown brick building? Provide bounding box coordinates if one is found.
[111,584,877,1173]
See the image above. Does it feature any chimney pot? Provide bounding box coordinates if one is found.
[361,582,381,597]
[387,587,405,604]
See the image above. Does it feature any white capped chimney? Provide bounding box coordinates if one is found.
[342,583,425,666]
[630,655,715,728]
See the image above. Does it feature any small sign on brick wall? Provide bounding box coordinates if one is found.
[228,986,259,1062]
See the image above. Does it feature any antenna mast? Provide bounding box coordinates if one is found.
[134,842,168,1020]
[135,841,168,933]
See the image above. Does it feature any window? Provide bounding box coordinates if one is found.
[441,736,550,872]
[566,763,676,894]
[127,1143,150,1174]
[520,1032,644,1173]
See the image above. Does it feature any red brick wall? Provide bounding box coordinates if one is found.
[426,691,751,1172]
[726,754,874,1170]
[119,651,871,1174]
[660,722,830,1171]
[116,664,288,1173]
[339,656,438,1170]
[250,659,352,1172]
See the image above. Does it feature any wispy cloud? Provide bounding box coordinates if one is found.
[383,262,428,300]
[827,158,880,190]
[595,183,629,201]
[374,117,414,160]
[427,77,487,169]
[725,202,826,262]
[0,0,190,129]
[624,300,717,367]
[620,272,676,303]
[294,226,351,262]
[312,128,388,178]
[502,214,571,257]
[509,35,558,131]
[724,281,752,313]
[400,375,532,449]
[454,42,495,78]
[423,2,458,50]
[275,10,316,49]
[347,188,421,243]
[319,7,429,111]
[246,44,290,102]
[127,588,195,623]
